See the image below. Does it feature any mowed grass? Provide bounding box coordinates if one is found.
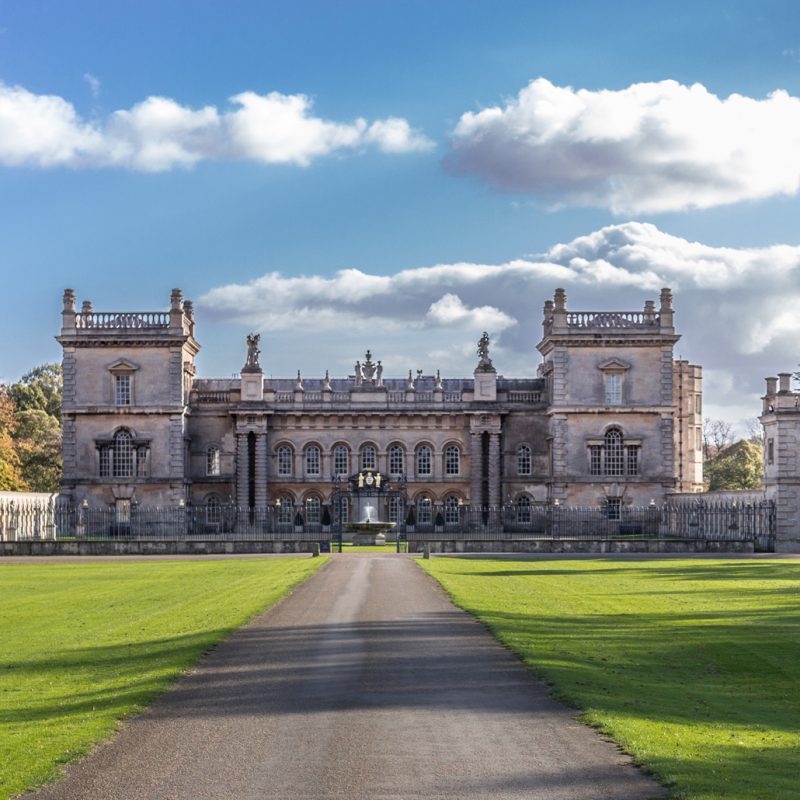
[420,557,800,800]
[0,557,326,799]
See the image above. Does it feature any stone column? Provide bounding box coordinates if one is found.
[488,433,502,507]
[470,432,483,508]
[254,434,267,508]
[236,434,249,508]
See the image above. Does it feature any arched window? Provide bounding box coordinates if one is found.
[333,445,349,477]
[360,445,377,471]
[277,445,293,476]
[206,495,222,524]
[416,495,433,524]
[305,445,321,476]
[112,430,133,478]
[305,496,321,524]
[444,445,460,476]
[388,445,405,475]
[277,495,294,524]
[206,446,221,476]
[516,495,532,524]
[604,429,624,476]
[517,445,532,476]
[416,445,432,477]
[444,495,461,525]
[334,495,349,524]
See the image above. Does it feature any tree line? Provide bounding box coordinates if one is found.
[0,364,62,492]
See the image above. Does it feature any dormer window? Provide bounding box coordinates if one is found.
[598,358,630,406]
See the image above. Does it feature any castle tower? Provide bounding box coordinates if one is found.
[57,288,200,508]
[537,287,696,507]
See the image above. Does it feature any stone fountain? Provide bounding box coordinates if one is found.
[345,499,396,545]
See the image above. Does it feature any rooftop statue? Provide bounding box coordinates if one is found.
[244,333,261,371]
[476,331,494,372]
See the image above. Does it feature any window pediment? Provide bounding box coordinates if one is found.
[597,358,630,372]
[107,358,139,373]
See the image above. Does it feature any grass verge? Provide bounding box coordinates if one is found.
[420,557,800,800]
[0,556,326,799]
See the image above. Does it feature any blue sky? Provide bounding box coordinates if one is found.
[1,0,799,427]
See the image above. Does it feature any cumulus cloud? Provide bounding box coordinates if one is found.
[447,78,800,213]
[0,83,432,171]
[199,221,800,425]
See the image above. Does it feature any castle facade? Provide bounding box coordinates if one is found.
[57,287,703,523]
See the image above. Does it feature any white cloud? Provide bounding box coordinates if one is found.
[0,82,432,171]
[199,221,800,423]
[83,73,100,98]
[447,78,800,213]
[426,293,516,330]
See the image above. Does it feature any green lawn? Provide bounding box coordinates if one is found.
[420,557,800,800]
[0,557,326,799]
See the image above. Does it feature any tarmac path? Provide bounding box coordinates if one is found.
[26,554,664,799]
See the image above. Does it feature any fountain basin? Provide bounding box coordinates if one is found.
[344,521,397,546]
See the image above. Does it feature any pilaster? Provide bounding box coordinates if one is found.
[469,432,483,507]
[236,433,249,508]
[254,433,268,507]
[488,433,501,506]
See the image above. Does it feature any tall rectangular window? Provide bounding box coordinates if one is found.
[589,445,602,475]
[626,445,639,476]
[99,448,110,477]
[768,439,774,465]
[606,498,621,521]
[604,373,622,405]
[115,374,131,406]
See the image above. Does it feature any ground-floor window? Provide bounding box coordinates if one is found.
[444,495,460,525]
[606,497,622,521]
[516,495,532,524]
[305,496,321,524]
[417,496,432,524]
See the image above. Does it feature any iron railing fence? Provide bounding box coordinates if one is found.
[405,501,775,544]
[1,500,775,547]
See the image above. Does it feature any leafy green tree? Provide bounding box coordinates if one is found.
[0,388,27,491]
[705,439,763,491]
[9,363,62,420]
[4,363,63,491]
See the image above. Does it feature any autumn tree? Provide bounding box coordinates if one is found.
[0,387,26,491]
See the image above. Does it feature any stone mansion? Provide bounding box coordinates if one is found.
[57,287,703,522]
